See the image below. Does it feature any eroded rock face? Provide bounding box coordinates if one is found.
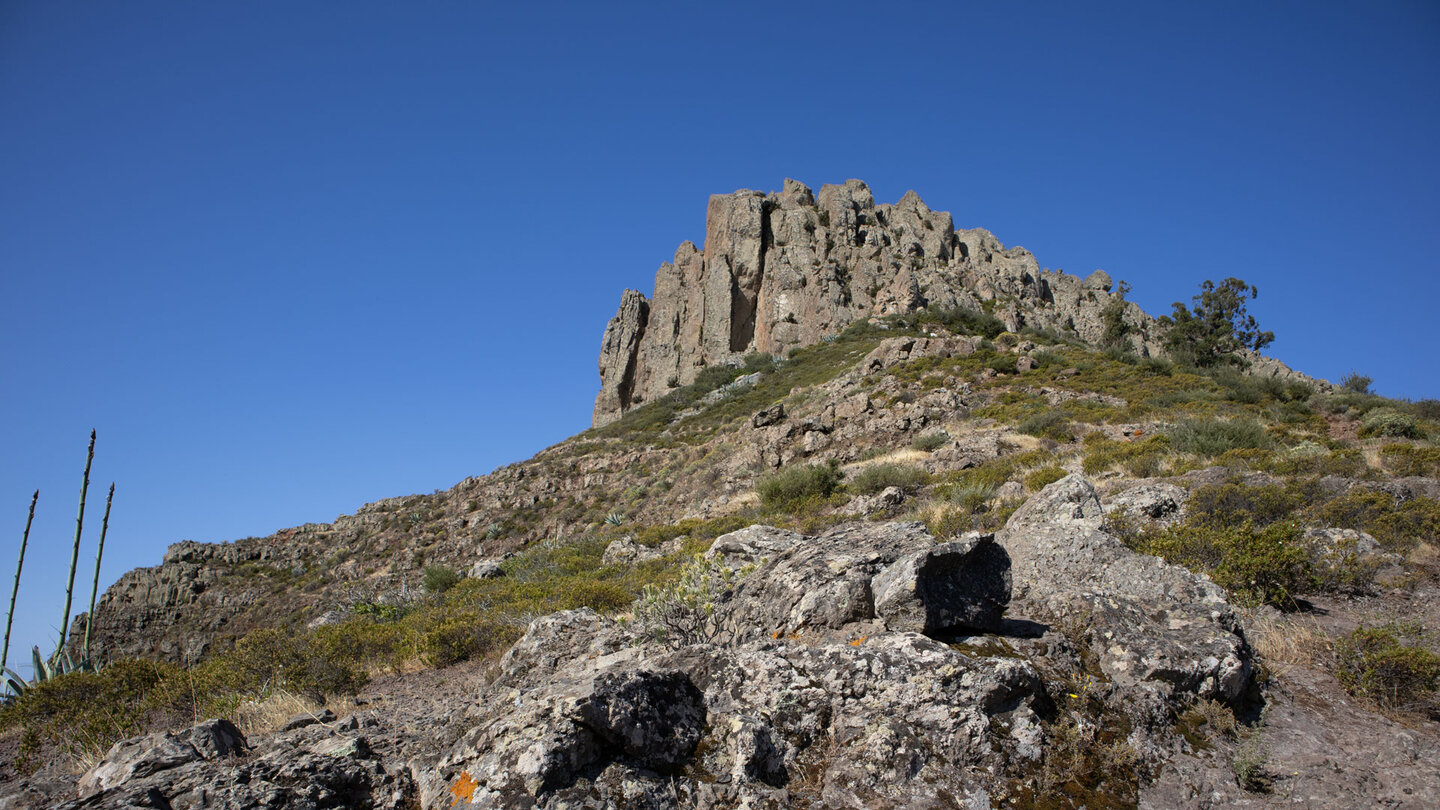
[1001,474,1255,704]
[871,531,1011,634]
[425,610,1052,809]
[593,179,1165,426]
[422,515,1268,808]
[67,717,412,810]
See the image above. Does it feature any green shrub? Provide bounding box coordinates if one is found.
[1167,418,1272,457]
[1381,444,1440,478]
[1187,480,1306,529]
[1024,466,1068,491]
[910,431,949,452]
[987,354,1018,375]
[1335,625,1440,714]
[1340,371,1373,395]
[947,481,999,514]
[849,463,929,494]
[1018,410,1073,442]
[917,306,1005,339]
[1311,490,1440,553]
[757,462,843,509]
[1360,408,1422,439]
[198,627,369,703]
[1083,434,1170,475]
[0,658,183,773]
[421,615,523,667]
[1410,399,1440,420]
[1132,521,1313,608]
[423,564,463,594]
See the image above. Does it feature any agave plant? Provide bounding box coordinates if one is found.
[1,645,101,698]
[604,512,627,526]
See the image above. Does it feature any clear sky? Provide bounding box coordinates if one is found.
[2,1,1437,675]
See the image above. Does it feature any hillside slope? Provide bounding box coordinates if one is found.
[5,182,1438,809]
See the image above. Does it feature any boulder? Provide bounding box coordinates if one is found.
[1106,482,1189,524]
[1001,475,1254,704]
[871,531,1011,633]
[705,525,804,565]
[840,485,905,516]
[751,403,786,427]
[575,669,707,769]
[469,559,505,579]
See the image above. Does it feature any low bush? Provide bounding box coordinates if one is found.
[1339,371,1373,394]
[1359,408,1422,439]
[1167,418,1272,457]
[947,481,999,515]
[420,615,523,667]
[423,564,463,594]
[757,462,843,509]
[916,306,1005,339]
[1131,521,1312,608]
[1018,410,1073,442]
[849,463,929,494]
[1335,625,1440,714]
[1380,443,1440,478]
[1187,480,1308,529]
[1082,434,1170,476]
[1311,490,1440,553]
[987,354,1019,375]
[1024,465,1068,491]
[910,431,949,452]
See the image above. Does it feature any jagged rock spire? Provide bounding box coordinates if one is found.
[593,179,1159,426]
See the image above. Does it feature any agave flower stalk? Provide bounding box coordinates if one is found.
[57,430,95,655]
[2,490,38,676]
[82,483,114,662]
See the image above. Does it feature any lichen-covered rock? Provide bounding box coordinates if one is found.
[426,605,1052,809]
[1001,475,1254,704]
[67,717,412,809]
[1106,482,1189,524]
[717,522,941,641]
[871,531,1011,633]
[839,485,905,516]
[704,525,803,565]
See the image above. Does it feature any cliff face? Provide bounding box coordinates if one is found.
[594,178,1161,426]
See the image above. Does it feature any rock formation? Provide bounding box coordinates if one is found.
[594,178,1163,426]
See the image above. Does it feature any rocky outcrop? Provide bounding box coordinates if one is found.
[419,513,1264,808]
[65,717,413,810]
[594,178,1164,425]
[594,179,1324,426]
[1000,475,1254,704]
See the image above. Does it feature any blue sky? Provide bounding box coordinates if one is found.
[2,1,1437,674]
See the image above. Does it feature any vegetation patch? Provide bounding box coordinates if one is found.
[1335,625,1440,716]
[848,462,929,495]
[1130,521,1313,608]
[757,462,844,509]
[1166,417,1272,457]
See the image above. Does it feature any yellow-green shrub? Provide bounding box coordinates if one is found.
[1336,625,1440,713]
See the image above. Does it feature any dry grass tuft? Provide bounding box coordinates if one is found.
[1243,609,1331,675]
[233,689,329,737]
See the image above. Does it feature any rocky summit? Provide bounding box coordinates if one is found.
[4,180,1439,809]
[593,179,1305,427]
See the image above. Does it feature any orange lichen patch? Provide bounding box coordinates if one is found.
[772,631,782,639]
[450,771,479,806]
[849,637,867,646]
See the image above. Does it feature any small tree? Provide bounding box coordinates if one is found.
[1340,371,1373,395]
[1160,278,1274,367]
[1100,280,1133,349]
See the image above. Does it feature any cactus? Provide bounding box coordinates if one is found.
[57,430,95,657]
[2,490,38,678]
[82,483,114,662]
